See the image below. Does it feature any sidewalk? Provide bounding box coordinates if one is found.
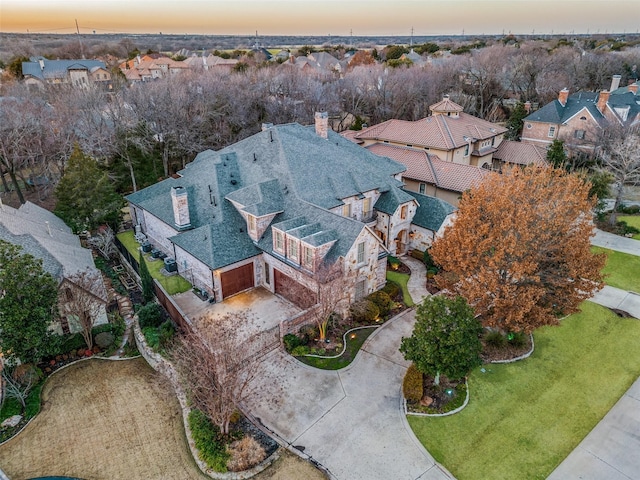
[401,255,430,305]
[548,232,640,479]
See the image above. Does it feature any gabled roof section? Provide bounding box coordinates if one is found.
[355,113,506,150]
[524,92,603,125]
[225,178,284,217]
[406,190,456,232]
[366,143,488,194]
[374,187,416,215]
[22,57,106,81]
[494,140,548,166]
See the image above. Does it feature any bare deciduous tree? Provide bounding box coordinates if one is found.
[171,319,259,436]
[87,226,118,259]
[62,269,107,350]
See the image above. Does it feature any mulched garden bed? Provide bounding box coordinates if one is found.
[425,277,440,295]
[480,333,533,363]
[407,374,467,415]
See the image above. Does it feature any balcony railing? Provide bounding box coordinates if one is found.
[360,210,376,223]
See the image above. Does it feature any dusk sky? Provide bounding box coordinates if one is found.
[1,0,638,37]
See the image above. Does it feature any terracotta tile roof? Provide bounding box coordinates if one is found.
[429,96,464,113]
[340,129,362,144]
[494,140,548,166]
[366,144,489,193]
[355,113,507,151]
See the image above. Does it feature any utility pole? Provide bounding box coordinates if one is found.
[75,19,85,58]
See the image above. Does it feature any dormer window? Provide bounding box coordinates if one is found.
[400,205,408,220]
[248,215,256,234]
[302,245,314,269]
[342,203,351,218]
[464,144,469,156]
[288,238,299,263]
[274,230,284,253]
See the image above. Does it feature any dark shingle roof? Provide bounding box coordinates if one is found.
[374,187,416,215]
[405,191,456,232]
[524,92,601,125]
[22,57,106,81]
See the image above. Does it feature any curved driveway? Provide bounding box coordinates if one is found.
[244,307,453,480]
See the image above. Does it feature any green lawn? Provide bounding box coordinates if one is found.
[116,231,191,295]
[408,302,640,480]
[386,270,414,307]
[618,215,640,240]
[592,246,640,293]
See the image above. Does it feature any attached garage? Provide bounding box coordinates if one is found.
[274,269,316,309]
[220,263,255,299]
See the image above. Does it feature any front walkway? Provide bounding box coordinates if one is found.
[592,228,640,256]
[402,255,430,305]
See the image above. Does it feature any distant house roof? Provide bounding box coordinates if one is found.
[405,190,456,232]
[127,123,408,269]
[22,57,106,81]
[524,91,603,125]
[0,201,106,300]
[365,143,488,193]
[494,140,548,166]
[354,111,507,151]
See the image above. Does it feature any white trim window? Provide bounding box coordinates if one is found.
[274,230,284,253]
[303,245,314,269]
[355,280,366,300]
[548,126,556,138]
[288,238,299,263]
[248,215,257,234]
[357,241,365,264]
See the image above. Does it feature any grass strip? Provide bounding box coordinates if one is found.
[386,270,414,307]
[592,246,640,293]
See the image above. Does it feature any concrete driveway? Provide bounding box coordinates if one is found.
[244,309,453,480]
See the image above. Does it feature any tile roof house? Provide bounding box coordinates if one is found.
[118,55,190,82]
[126,113,455,309]
[22,57,112,90]
[283,52,346,76]
[0,201,108,336]
[345,96,519,205]
[521,75,640,155]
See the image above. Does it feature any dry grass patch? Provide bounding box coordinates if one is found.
[0,357,326,480]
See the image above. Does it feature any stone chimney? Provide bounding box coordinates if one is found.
[610,74,622,92]
[38,58,45,71]
[171,186,191,230]
[629,83,638,95]
[597,90,610,114]
[315,112,329,139]
[524,101,532,114]
[558,88,569,106]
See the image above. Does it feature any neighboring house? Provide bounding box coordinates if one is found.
[22,56,112,90]
[118,55,189,82]
[344,96,517,205]
[493,140,548,169]
[0,201,108,335]
[126,113,454,309]
[400,49,428,67]
[184,53,238,72]
[284,52,346,76]
[521,75,640,156]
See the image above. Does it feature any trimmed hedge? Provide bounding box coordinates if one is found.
[403,364,424,403]
[381,280,401,299]
[350,299,380,323]
[138,303,164,328]
[367,291,393,316]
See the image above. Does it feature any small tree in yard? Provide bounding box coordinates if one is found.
[430,166,606,334]
[0,240,59,364]
[1,365,40,410]
[139,250,154,304]
[400,295,482,386]
[171,317,259,436]
[63,268,107,350]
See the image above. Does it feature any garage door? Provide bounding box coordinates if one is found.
[274,269,316,309]
[221,263,255,299]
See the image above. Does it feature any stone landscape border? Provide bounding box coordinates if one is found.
[303,325,379,359]
[405,379,470,418]
[490,333,535,364]
[133,319,281,480]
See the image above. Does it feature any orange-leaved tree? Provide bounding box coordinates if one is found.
[430,166,606,334]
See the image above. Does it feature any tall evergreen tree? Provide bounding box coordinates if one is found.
[55,145,123,233]
[139,250,154,304]
[505,102,528,140]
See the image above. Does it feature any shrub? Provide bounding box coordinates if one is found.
[283,333,302,353]
[226,436,267,472]
[381,280,400,299]
[616,204,640,214]
[110,312,126,339]
[138,303,164,328]
[617,221,640,236]
[142,326,160,350]
[508,331,527,348]
[411,249,425,261]
[291,345,310,356]
[350,299,380,324]
[485,330,507,348]
[387,256,401,270]
[298,325,317,343]
[157,320,175,348]
[403,364,424,403]
[188,409,229,472]
[367,291,393,316]
[95,331,115,349]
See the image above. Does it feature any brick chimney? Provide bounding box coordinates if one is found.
[315,112,329,139]
[524,101,531,114]
[558,88,569,106]
[597,90,610,114]
[610,74,622,92]
[630,83,638,95]
[171,186,191,230]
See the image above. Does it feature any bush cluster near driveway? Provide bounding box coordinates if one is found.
[592,246,640,293]
[116,231,191,295]
[408,302,640,480]
[618,215,640,240]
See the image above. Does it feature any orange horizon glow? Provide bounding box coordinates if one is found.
[1,1,638,37]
